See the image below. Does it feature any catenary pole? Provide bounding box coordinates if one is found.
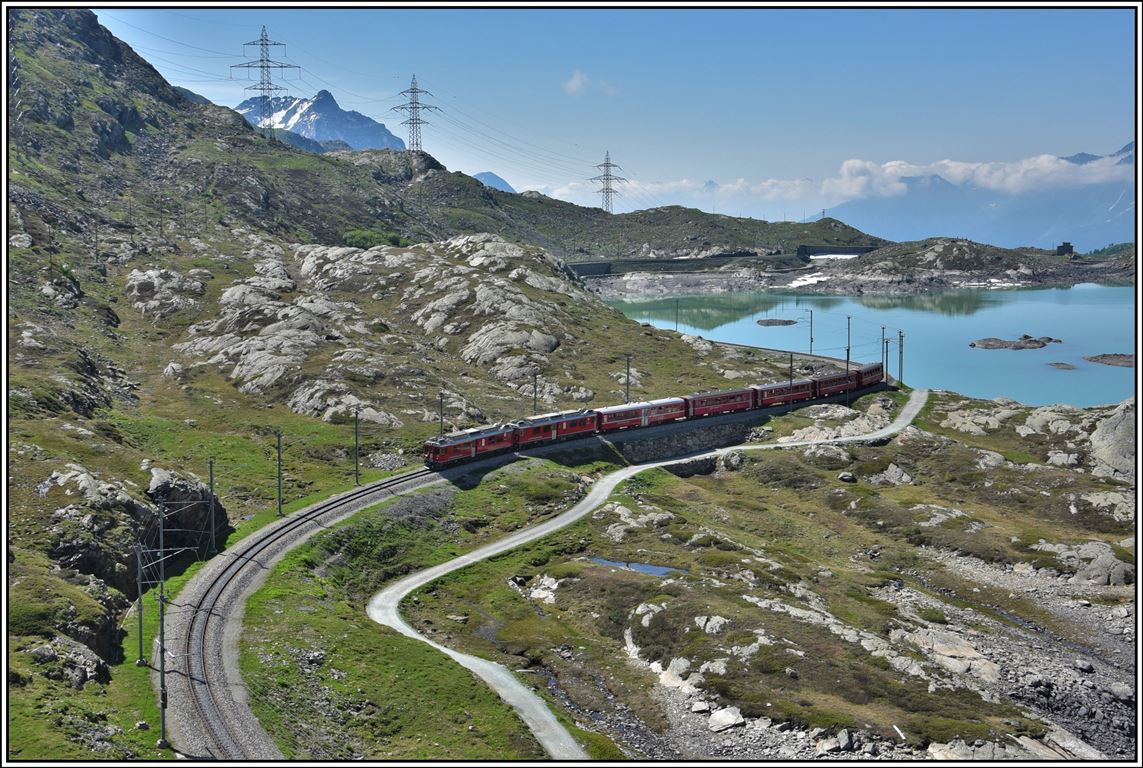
[134,544,145,666]
[208,458,216,554]
[845,315,852,406]
[276,430,283,517]
[625,354,632,404]
[899,330,905,384]
[156,506,169,749]
[788,351,794,407]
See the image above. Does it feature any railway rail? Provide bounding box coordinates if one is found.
[164,468,437,759]
[160,343,907,758]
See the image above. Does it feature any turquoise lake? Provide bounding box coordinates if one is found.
[607,284,1136,407]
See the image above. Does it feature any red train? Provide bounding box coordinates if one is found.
[423,361,885,468]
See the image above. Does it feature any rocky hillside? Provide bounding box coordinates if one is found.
[8,218,805,757]
[7,8,886,269]
[224,390,1138,760]
[395,391,1135,760]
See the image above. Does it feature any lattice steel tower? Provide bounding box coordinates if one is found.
[590,151,627,213]
[231,26,299,134]
[392,74,439,152]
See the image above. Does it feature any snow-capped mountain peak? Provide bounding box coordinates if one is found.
[236,91,404,151]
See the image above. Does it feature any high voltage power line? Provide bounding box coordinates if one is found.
[392,74,439,153]
[590,151,627,213]
[231,26,300,132]
[113,16,682,214]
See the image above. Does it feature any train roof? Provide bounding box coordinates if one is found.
[751,378,813,390]
[811,368,858,380]
[684,387,754,399]
[595,397,683,415]
[425,422,515,447]
[509,409,594,428]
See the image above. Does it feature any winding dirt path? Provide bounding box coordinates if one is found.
[365,389,929,758]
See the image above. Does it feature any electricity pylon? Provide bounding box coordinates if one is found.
[392,74,439,152]
[590,150,627,213]
[231,26,299,135]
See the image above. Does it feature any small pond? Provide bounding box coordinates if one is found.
[590,557,685,577]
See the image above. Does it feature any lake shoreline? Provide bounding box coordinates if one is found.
[584,262,1134,300]
[606,284,1135,408]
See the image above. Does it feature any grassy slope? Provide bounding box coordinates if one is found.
[403,164,886,261]
[238,455,625,759]
[395,391,1130,751]
[8,201,820,758]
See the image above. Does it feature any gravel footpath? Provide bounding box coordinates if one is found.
[365,390,929,758]
[159,390,927,759]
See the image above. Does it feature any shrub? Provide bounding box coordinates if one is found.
[343,228,406,249]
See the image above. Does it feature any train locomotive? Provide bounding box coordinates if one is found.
[423,361,885,469]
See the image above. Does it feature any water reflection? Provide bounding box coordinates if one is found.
[853,290,996,316]
[610,293,845,331]
[604,285,1134,407]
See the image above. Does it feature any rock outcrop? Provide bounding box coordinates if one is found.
[175,233,601,426]
[1087,399,1134,481]
[124,268,205,318]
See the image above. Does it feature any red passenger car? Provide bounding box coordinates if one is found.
[684,388,753,418]
[857,362,884,388]
[812,370,860,398]
[644,397,687,426]
[595,398,686,432]
[512,410,597,447]
[752,379,814,408]
[423,423,516,468]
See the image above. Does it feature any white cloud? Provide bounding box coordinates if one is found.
[821,152,1132,198]
[562,69,589,96]
[521,150,1133,216]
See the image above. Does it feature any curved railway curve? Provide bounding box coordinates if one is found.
[162,468,441,759]
[367,388,928,759]
[159,375,924,759]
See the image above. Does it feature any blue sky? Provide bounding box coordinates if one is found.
[93,5,1136,217]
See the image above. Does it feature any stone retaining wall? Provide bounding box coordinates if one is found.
[603,414,767,464]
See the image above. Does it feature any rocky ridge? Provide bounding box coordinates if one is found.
[585,237,1133,298]
[936,396,1136,485]
[171,232,602,427]
[570,396,1135,758]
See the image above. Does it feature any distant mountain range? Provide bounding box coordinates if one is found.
[827,143,1135,252]
[236,90,404,150]
[474,172,516,193]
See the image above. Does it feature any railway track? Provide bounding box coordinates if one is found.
[162,360,908,758]
[166,468,436,759]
